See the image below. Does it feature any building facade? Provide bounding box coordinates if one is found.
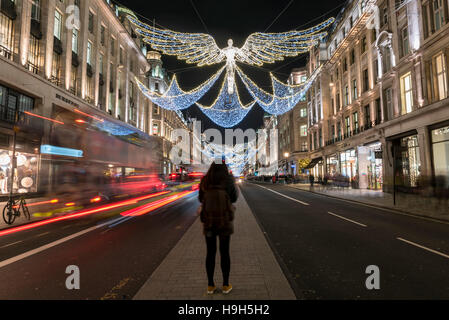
[277,67,309,175]
[0,0,189,197]
[306,0,449,192]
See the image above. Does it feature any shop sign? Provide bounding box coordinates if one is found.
[40,145,83,158]
[55,94,80,108]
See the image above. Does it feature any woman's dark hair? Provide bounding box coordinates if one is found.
[203,162,230,188]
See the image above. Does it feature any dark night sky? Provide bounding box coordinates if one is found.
[118,0,347,132]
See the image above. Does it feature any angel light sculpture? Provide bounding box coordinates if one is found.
[129,16,335,128]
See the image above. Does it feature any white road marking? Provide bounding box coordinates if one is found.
[0,220,111,269]
[397,237,449,259]
[0,240,23,249]
[256,185,310,206]
[36,232,50,237]
[328,212,367,227]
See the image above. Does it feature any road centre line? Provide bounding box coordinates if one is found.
[397,237,449,259]
[0,240,23,249]
[327,211,367,227]
[255,185,310,206]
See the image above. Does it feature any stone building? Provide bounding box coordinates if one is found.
[0,0,189,196]
[306,0,449,191]
[277,67,309,175]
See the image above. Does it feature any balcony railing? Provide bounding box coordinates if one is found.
[0,44,13,61]
[26,61,39,74]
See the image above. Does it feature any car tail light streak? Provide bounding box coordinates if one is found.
[121,191,195,217]
[0,191,171,238]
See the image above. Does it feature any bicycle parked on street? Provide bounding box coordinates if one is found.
[2,196,31,225]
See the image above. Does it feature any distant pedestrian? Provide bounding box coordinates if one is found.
[199,162,238,295]
[309,174,315,187]
[272,175,276,184]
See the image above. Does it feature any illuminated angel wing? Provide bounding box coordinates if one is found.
[128,16,225,67]
[236,17,335,66]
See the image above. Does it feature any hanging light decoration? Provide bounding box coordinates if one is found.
[136,66,225,110]
[128,15,335,127]
[236,65,322,115]
[196,77,256,128]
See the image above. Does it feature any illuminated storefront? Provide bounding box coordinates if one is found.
[340,149,357,180]
[396,135,421,188]
[326,154,339,176]
[358,142,383,190]
[0,150,39,194]
[431,124,449,188]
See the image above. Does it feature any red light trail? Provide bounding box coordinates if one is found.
[121,191,195,217]
[0,191,172,238]
[23,112,64,125]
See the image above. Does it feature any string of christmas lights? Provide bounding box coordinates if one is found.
[135,67,225,110]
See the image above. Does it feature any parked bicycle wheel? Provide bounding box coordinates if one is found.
[2,201,16,225]
[21,199,31,220]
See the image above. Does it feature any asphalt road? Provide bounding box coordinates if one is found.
[0,191,200,300]
[240,182,449,300]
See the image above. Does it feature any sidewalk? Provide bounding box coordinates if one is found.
[133,190,296,300]
[289,183,449,222]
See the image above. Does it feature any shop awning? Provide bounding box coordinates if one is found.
[304,157,322,169]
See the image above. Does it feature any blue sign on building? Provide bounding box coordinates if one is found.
[40,145,83,158]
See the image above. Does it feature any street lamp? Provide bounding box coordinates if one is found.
[284,152,289,158]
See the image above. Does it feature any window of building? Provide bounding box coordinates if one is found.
[300,108,307,118]
[31,0,41,22]
[382,6,388,27]
[300,125,307,137]
[28,35,40,74]
[87,41,92,65]
[361,36,367,53]
[363,69,369,92]
[111,38,115,56]
[86,77,94,103]
[70,67,78,95]
[376,98,382,124]
[433,0,445,31]
[336,93,341,110]
[100,25,106,46]
[152,123,159,135]
[434,53,448,100]
[432,125,449,187]
[51,53,61,85]
[337,121,342,140]
[352,79,357,100]
[344,86,349,106]
[0,8,15,60]
[301,141,308,152]
[119,47,124,65]
[319,129,322,148]
[400,72,413,114]
[399,135,421,187]
[401,27,409,57]
[364,105,371,127]
[345,116,351,137]
[343,57,348,72]
[88,11,94,33]
[353,112,359,132]
[384,87,393,120]
[350,49,355,64]
[54,10,62,40]
[99,54,104,75]
[72,28,78,54]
